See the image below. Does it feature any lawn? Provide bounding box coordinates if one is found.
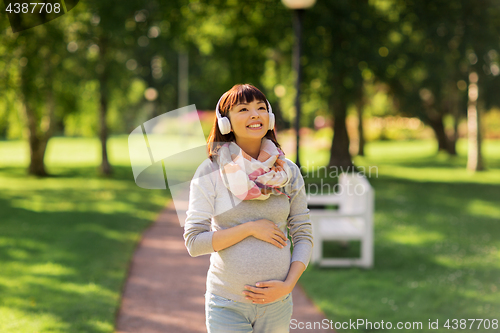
[0,136,499,332]
[293,139,500,332]
[0,136,168,333]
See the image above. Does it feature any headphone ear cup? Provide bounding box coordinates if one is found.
[268,112,275,130]
[218,117,232,135]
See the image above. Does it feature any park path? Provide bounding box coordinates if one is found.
[115,199,334,333]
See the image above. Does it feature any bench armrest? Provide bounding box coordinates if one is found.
[309,209,366,218]
[307,194,343,205]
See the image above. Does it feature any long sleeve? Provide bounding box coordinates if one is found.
[286,161,314,268]
[183,160,217,257]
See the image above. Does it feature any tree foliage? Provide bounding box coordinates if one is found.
[2,0,500,174]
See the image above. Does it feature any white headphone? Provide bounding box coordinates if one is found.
[215,94,275,135]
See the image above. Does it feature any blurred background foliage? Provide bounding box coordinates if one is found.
[1,0,499,175]
[1,1,500,332]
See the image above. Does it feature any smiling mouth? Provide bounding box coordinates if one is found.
[247,124,263,128]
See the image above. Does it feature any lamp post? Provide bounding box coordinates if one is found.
[281,0,316,170]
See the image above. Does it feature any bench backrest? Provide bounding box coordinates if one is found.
[338,173,372,214]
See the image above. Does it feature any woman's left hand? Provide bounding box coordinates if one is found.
[243,280,293,304]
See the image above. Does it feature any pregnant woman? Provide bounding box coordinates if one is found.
[183,83,313,333]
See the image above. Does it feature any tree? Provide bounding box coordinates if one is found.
[370,0,499,161]
[301,0,387,169]
[82,2,144,175]
[0,14,81,176]
[460,0,500,171]
[355,84,367,156]
[365,0,461,155]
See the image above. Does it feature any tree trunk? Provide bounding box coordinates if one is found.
[355,93,366,156]
[328,99,355,170]
[272,102,288,131]
[450,80,461,144]
[98,39,112,176]
[178,50,189,108]
[28,136,49,176]
[453,110,460,143]
[24,103,49,176]
[292,9,304,169]
[466,71,485,171]
[21,73,56,177]
[427,114,457,155]
[99,84,112,175]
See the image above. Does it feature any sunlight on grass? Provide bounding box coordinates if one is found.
[30,262,76,275]
[0,307,69,333]
[45,138,101,167]
[466,200,500,219]
[87,320,113,332]
[0,176,129,190]
[292,138,500,332]
[371,164,500,184]
[1,136,499,333]
[0,175,166,220]
[0,137,169,333]
[0,140,29,166]
[364,139,438,160]
[75,224,140,242]
[9,194,162,220]
[384,225,445,245]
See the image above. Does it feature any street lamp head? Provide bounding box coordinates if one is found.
[281,0,316,9]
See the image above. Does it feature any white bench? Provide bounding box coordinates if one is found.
[307,173,374,268]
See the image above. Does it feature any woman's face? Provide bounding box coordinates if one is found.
[228,99,269,142]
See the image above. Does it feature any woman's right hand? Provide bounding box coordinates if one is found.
[249,219,288,248]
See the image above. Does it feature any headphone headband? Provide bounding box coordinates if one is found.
[216,96,273,116]
[215,94,275,135]
[215,94,225,119]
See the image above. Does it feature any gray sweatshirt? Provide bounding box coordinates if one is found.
[183,157,313,304]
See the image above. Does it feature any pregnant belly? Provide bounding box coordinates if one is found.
[213,237,291,279]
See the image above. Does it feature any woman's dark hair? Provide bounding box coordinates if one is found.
[207,84,282,162]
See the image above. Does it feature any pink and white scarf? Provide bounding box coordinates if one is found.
[217,138,292,200]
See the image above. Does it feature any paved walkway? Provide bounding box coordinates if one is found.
[115,200,333,333]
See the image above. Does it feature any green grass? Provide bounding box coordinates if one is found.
[0,136,169,333]
[1,136,499,332]
[296,139,500,332]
